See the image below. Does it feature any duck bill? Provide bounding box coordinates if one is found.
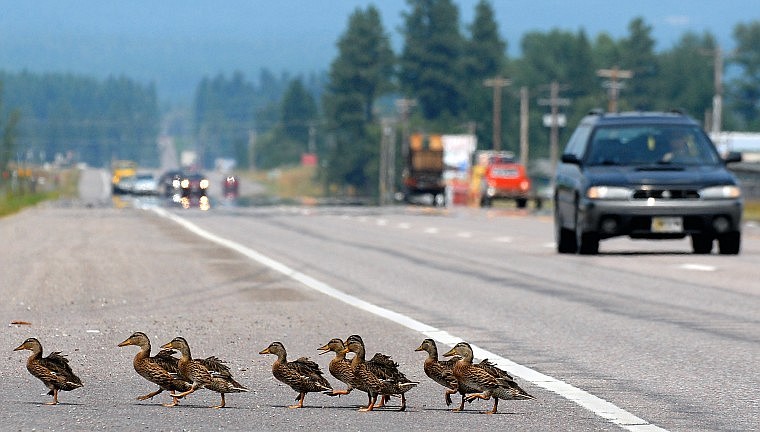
[259,348,271,355]
[117,339,132,347]
[13,343,27,351]
[414,344,425,352]
[339,347,349,355]
[442,347,457,357]
[161,342,173,350]
[317,344,330,355]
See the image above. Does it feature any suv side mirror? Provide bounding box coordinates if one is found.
[723,151,742,163]
[561,154,581,165]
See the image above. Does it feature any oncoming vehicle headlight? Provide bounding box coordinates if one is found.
[700,185,741,199]
[200,179,209,189]
[586,186,632,200]
[180,178,190,188]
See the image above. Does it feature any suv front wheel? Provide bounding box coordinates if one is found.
[555,204,577,254]
[718,232,741,255]
[575,206,599,255]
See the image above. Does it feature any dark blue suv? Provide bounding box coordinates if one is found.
[554,111,743,254]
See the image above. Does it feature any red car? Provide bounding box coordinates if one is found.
[480,161,531,208]
[222,175,239,198]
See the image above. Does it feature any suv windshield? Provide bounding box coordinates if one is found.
[584,125,721,167]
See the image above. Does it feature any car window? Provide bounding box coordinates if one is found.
[585,125,721,166]
[563,124,592,159]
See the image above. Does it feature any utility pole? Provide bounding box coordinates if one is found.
[596,66,633,113]
[379,118,395,206]
[538,81,570,172]
[395,98,416,164]
[519,86,529,166]
[484,76,511,151]
[711,46,724,134]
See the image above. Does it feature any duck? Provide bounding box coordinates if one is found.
[416,338,515,411]
[415,338,460,408]
[343,334,417,412]
[13,338,83,405]
[442,341,534,414]
[317,338,354,397]
[161,337,249,408]
[117,331,193,407]
[259,341,332,408]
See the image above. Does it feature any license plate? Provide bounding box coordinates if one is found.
[651,217,683,233]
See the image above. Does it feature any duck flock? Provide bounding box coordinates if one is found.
[13,333,534,414]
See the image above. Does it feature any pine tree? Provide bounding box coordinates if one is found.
[399,0,465,120]
[322,6,395,196]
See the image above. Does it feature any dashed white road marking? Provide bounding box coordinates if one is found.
[494,236,513,243]
[457,231,472,238]
[679,263,717,272]
[397,222,411,229]
[424,227,439,234]
[153,207,668,432]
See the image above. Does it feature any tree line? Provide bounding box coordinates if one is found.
[2,0,760,200]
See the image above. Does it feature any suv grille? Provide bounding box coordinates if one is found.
[632,188,700,199]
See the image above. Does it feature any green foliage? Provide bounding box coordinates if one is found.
[730,21,760,129]
[461,0,507,149]
[0,71,158,168]
[0,83,20,172]
[400,0,466,120]
[322,5,395,197]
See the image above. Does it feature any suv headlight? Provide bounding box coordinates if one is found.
[586,186,632,200]
[200,179,209,189]
[700,185,741,199]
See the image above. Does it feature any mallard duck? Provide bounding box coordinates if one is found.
[415,338,460,407]
[416,338,514,411]
[118,332,192,407]
[13,338,83,405]
[343,334,417,412]
[161,337,249,408]
[317,338,354,397]
[442,341,534,414]
[260,341,332,408]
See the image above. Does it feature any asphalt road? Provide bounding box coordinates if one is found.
[1,168,758,431]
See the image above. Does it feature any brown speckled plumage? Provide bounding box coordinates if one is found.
[161,337,248,408]
[343,335,417,412]
[442,342,534,414]
[317,338,354,396]
[260,341,332,408]
[118,332,192,406]
[14,338,83,405]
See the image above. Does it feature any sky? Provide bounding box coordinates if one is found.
[1,1,758,103]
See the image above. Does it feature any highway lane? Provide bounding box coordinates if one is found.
[1,168,758,431]
[178,202,760,431]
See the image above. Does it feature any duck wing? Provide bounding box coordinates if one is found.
[151,349,181,374]
[39,352,83,390]
[476,358,514,380]
[291,357,332,392]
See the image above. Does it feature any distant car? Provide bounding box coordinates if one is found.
[115,175,136,195]
[222,175,239,198]
[131,173,158,195]
[180,172,209,198]
[478,154,531,208]
[158,170,183,199]
[554,111,743,255]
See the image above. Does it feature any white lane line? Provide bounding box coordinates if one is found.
[494,236,513,243]
[152,207,667,432]
[424,227,439,234]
